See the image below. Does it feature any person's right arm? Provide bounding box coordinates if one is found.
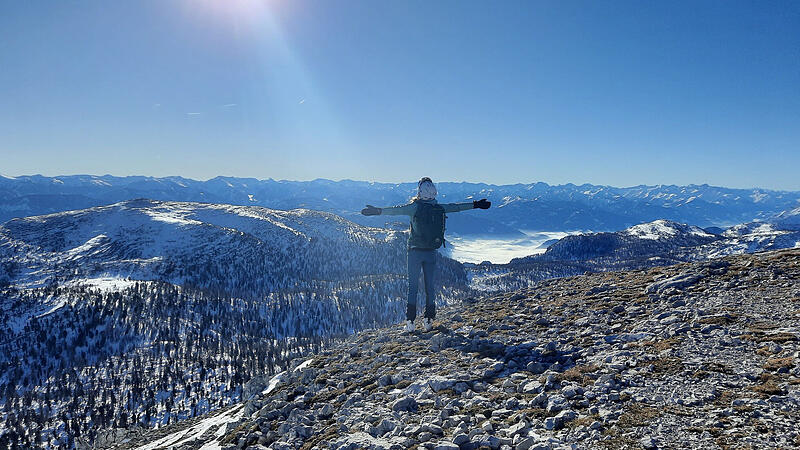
[362,203,416,216]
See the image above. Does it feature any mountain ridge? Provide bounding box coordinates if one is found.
[3,175,799,235]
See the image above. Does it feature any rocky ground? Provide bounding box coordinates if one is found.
[123,248,800,450]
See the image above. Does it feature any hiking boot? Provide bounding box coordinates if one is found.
[404,320,415,333]
[423,318,433,332]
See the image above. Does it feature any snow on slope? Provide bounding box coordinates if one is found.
[132,404,245,450]
[624,219,712,240]
[0,199,400,290]
[773,206,800,231]
[133,359,314,450]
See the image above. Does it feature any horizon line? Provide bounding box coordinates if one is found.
[1,172,799,193]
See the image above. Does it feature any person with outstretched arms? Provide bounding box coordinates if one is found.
[362,177,491,332]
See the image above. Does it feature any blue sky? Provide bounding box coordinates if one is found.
[1,0,798,189]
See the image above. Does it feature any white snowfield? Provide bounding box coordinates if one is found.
[624,219,711,240]
[68,276,141,292]
[132,403,245,450]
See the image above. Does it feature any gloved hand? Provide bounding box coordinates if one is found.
[361,205,382,216]
[473,199,491,209]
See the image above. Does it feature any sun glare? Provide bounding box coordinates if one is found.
[181,0,279,26]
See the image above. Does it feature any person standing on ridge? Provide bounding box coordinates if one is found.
[361,177,491,333]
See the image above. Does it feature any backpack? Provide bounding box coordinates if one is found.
[410,200,446,249]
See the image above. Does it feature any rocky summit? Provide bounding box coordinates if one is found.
[126,249,800,450]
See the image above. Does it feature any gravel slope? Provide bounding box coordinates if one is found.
[125,248,800,450]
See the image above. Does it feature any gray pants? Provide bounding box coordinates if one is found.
[407,248,436,321]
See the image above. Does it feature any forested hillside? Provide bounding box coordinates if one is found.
[0,201,470,448]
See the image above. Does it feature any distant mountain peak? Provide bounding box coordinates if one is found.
[773,206,800,231]
[624,219,712,240]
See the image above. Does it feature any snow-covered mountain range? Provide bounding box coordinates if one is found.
[2,174,799,235]
[537,208,800,263]
[468,212,800,292]
[1,199,406,295]
[1,194,799,448]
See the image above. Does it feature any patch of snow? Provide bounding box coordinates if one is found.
[295,358,313,372]
[625,220,679,240]
[142,208,202,226]
[259,358,313,395]
[751,191,767,203]
[262,371,286,395]
[140,360,315,450]
[499,196,522,207]
[753,223,777,234]
[135,403,245,450]
[773,206,800,231]
[37,298,67,318]
[725,222,780,237]
[70,277,139,292]
[66,234,108,257]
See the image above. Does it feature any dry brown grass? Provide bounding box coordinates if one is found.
[716,433,757,450]
[662,404,696,417]
[567,414,600,429]
[698,314,738,325]
[299,423,338,450]
[763,357,795,371]
[699,361,734,374]
[748,321,779,331]
[692,369,711,379]
[219,422,249,445]
[650,356,684,376]
[635,337,682,352]
[595,431,640,449]
[617,404,660,428]
[515,407,550,419]
[741,332,798,343]
[712,389,735,406]
[378,341,406,354]
[755,346,775,356]
[308,357,327,369]
[394,379,411,389]
[554,363,600,385]
[750,380,786,396]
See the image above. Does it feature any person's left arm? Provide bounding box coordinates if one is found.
[440,202,473,213]
[441,199,491,213]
